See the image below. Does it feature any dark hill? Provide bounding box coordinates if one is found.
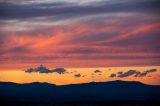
[0,80,160,106]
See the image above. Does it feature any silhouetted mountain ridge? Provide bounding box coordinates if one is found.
[0,80,148,86]
[0,80,160,104]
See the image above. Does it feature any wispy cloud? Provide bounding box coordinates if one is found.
[0,0,160,69]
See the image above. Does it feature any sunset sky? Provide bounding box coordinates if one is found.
[0,0,160,70]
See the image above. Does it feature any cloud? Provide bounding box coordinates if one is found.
[0,0,159,21]
[109,68,157,78]
[135,69,157,77]
[25,65,67,74]
[118,72,123,74]
[146,68,157,73]
[94,70,101,73]
[34,65,50,73]
[74,73,81,78]
[0,0,160,69]
[25,68,35,73]
[51,68,67,74]
[118,70,138,78]
[25,65,50,73]
[110,74,116,78]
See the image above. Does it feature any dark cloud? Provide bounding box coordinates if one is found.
[109,68,157,78]
[25,65,67,74]
[118,70,138,78]
[74,73,81,78]
[36,65,51,73]
[25,68,35,73]
[135,69,157,77]
[0,0,159,20]
[146,68,157,73]
[25,65,50,73]
[118,72,123,74]
[51,68,67,74]
[110,74,116,78]
[94,70,101,73]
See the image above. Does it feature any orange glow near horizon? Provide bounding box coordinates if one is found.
[0,66,160,85]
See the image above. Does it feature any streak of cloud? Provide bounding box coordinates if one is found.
[109,69,157,78]
[0,0,160,69]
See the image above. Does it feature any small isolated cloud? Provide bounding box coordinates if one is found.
[74,73,81,78]
[94,70,101,73]
[25,65,67,74]
[52,68,67,74]
[109,68,157,78]
[110,74,116,78]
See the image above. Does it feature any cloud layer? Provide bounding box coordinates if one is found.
[0,0,160,69]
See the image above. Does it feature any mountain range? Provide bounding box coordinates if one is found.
[0,80,160,106]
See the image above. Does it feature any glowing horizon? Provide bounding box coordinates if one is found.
[0,66,160,85]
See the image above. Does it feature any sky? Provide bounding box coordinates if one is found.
[0,0,160,70]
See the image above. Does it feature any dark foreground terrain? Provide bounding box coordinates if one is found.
[0,80,160,106]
